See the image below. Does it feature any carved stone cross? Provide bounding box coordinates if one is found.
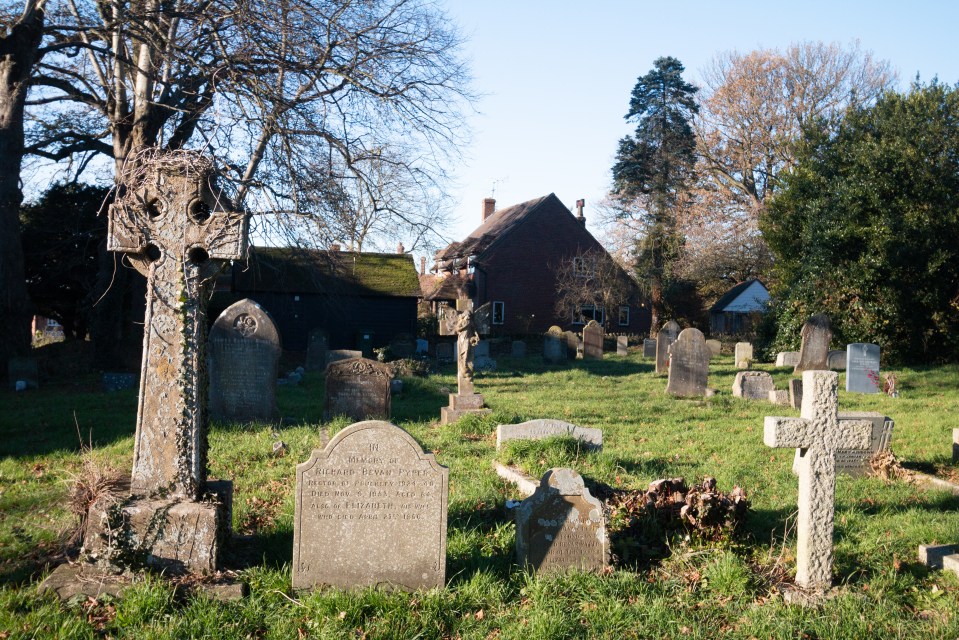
[764,370,872,590]
[108,154,248,500]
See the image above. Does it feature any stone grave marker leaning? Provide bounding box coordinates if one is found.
[795,314,832,373]
[293,420,448,590]
[324,358,393,422]
[666,328,711,397]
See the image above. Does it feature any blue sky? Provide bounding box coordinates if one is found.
[430,0,959,265]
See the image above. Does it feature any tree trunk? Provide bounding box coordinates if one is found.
[0,5,45,369]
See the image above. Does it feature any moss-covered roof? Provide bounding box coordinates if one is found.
[230,247,422,298]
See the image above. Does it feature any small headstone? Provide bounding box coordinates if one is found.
[293,420,448,591]
[662,320,681,343]
[436,342,454,364]
[768,389,790,405]
[776,351,800,367]
[788,378,803,410]
[475,339,496,370]
[732,371,775,400]
[328,349,363,366]
[496,419,602,450]
[475,339,490,359]
[101,372,136,393]
[415,339,429,354]
[734,342,753,368]
[272,440,288,457]
[543,329,565,363]
[764,371,872,590]
[305,328,329,371]
[827,350,846,371]
[643,338,657,358]
[514,468,609,573]
[616,335,628,356]
[7,356,38,390]
[845,343,880,393]
[666,328,710,397]
[209,299,281,423]
[562,331,579,359]
[390,334,415,359]
[795,314,832,373]
[705,339,722,358]
[511,340,527,358]
[390,379,404,395]
[830,412,894,477]
[582,320,604,360]
[655,331,670,375]
[324,358,393,421]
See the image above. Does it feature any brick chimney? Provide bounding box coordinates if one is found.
[575,198,586,225]
[397,242,405,254]
[483,197,496,222]
[420,256,426,275]
[331,243,341,251]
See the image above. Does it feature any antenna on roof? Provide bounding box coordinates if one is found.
[491,176,508,198]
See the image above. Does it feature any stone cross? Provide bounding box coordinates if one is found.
[764,370,872,590]
[452,299,490,396]
[108,154,247,500]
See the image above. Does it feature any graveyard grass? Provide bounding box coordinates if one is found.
[1,352,958,638]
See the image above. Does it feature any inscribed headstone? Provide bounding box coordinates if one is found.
[833,412,894,476]
[496,419,602,450]
[543,330,565,363]
[655,331,670,375]
[208,299,281,423]
[795,314,832,373]
[788,378,803,410]
[328,349,363,365]
[582,320,604,360]
[776,351,800,367]
[662,320,681,343]
[845,343,880,393]
[7,356,38,390]
[705,339,722,358]
[666,328,710,397]
[616,335,628,356]
[643,338,657,358]
[732,371,775,400]
[734,342,753,368]
[562,331,579,359]
[324,358,393,421]
[293,420,448,590]
[305,328,329,371]
[515,468,609,573]
[511,340,527,358]
[827,350,846,371]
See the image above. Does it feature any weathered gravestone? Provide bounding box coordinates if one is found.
[776,351,800,367]
[826,350,846,371]
[511,340,527,358]
[7,356,39,390]
[324,358,393,422]
[515,468,609,573]
[795,314,832,373]
[789,412,894,478]
[293,420,448,591]
[655,331,671,375]
[734,342,753,368]
[662,320,681,343]
[496,419,603,450]
[543,327,565,363]
[208,298,280,423]
[440,299,492,424]
[83,151,246,572]
[705,339,722,359]
[328,349,363,365]
[474,339,496,371]
[562,330,580,359]
[768,389,790,405]
[845,343,880,393]
[436,342,454,364]
[764,370,872,590]
[582,320,604,360]
[788,378,803,410]
[666,328,710,397]
[732,371,775,400]
[616,335,628,356]
[305,328,329,371]
[643,338,657,358]
[390,334,415,359]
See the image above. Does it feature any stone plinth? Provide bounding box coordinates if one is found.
[440,393,491,424]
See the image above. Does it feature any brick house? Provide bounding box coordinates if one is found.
[427,194,650,335]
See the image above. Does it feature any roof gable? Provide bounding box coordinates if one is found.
[710,279,769,313]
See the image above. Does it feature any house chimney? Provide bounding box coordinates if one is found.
[331,243,341,251]
[575,198,586,225]
[397,242,405,254]
[483,197,496,222]
[420,256,426,275]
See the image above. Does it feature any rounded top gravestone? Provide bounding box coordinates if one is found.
[666,328,710,397]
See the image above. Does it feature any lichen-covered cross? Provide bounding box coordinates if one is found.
[108,152,248,500]
[764,370,872,590]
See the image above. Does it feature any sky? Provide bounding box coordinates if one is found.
[424,0,959,267]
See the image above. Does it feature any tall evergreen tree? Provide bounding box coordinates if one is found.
[612,56,699,332]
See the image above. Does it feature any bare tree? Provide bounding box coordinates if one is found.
[553,248,638,328]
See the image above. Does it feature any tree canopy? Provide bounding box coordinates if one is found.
[761,80,959,364]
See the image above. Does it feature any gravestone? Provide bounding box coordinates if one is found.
[582,320,604,360]
[732,371,775,400]
[795,314,832,373]
[768,389,790,405]
[390,334,415,359]
[616,335,628,356]
[305,328,329,371]
[734,342,753,368]
[543,327,565,363]
[788,378,803,410]
[102,372,136,393]
[328,349,363,365]
[293,420,448,591]
[643,338,657,358]
[83,152,245,572]
[515,468,609,573]
[415,339,429,354]
[655,331,670,375]
[208,299,281,423]
[440,300,493,424]
[666,328,710,397]
[662,320,681,343]
[562,331,580,359]
[845,343,880,393]
[496,419,603,450]
[7,356,38,390]
[764,370,872,590]
[474,339,496,370]
[830,412,894,477]
[776,351,800,367]
[705,339,722,358]
[827,350,846,371]
[324,358,393,422]
[436,342,454,364]
[511,340,527,358]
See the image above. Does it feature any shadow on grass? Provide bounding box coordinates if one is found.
[391,377,450,423]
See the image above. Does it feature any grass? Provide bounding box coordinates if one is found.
[1,350,958,638]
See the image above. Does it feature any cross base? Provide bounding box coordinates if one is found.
[440,393,491,424]
[82,481,232,574]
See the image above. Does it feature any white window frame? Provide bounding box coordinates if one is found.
[572,256,594,277]
[572,304,605,326]
[492,300,505,325]
[618,306,630,326]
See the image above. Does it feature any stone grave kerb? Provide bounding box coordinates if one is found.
[763,370,872,591]
[108,151,248,500]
